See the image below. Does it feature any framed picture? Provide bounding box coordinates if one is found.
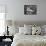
[24,5,37,15]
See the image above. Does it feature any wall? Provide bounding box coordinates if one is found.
[14,0,46,22]
[0,0,46,22]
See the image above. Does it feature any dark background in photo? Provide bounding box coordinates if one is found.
[24,5,37,15]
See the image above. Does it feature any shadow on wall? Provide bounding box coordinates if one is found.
[5,20,46,27]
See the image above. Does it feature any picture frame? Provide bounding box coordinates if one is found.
[24,5,37,15]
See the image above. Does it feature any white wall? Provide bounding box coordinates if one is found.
[14,0,46,21]
[0,0,46,22]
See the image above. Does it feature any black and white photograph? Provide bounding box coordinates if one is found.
[24,5,37,15]
[0,0,46,46]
